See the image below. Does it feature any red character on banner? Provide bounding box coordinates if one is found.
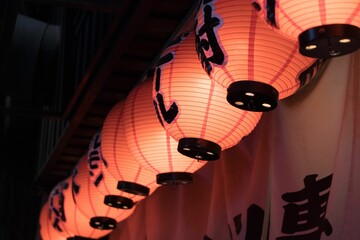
[204,204,265,240]
[277,174,333,240]
[204,174,333,239]
[233,204,264,239]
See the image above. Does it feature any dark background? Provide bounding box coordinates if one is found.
[0,1,196,239]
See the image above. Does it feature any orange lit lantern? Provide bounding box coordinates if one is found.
[152,32,262,161]
[88,130,133,209]
[252,0,360,58]
[123,78,207,184]
[48,181,74,238]
[52,177,111,239]
[39,200,68,240]
[195,0,324,111]
[89,130,152,209]
[101,100,160,193]
[72,155,134,231]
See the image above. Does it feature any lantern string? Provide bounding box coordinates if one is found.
[347,3,360,23]
[199,80,216,140]
[248,7,258,80]
[319,0,327,24]
[112,102,125,180]
[278,7,303,32]
[166,133,174,172]
[129,84,161,174]
[269,45,298,85]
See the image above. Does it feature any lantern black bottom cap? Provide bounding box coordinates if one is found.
[67,237,96,240]
[90,216,117,230]
[178,137,221,161]
[157,172,193,185]
[299,24,360,58]
[227,81,278,112]
[104,195,134,209]
[117,181,150,197]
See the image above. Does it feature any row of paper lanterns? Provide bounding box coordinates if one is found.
[39,0,359,239]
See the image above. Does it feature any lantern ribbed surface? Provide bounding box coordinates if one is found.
[39,201,67,240]
[88,130,143,209]
[72,155,134,230]
[195,0,320,110]
[87,130,119,197]
[252,0,360,57]
[57,177,111,239]
[101,100,160,190]
[253,0,360,39]
[123,79,207,182]
[48,181,75,238]
[151,32,262,160]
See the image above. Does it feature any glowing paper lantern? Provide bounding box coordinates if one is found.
[151,32,262,161]
[89,130,153,209]
[52,177,111,239]
[123,78,207,184]
[252,0,360,57]
[195,0,324,111]
[101,101,160,193]
[88,130,132,209]
[48,181,74,238]
[39,201,67,240]
[72,155,134,230]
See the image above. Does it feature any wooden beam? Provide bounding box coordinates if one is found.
[35,0,198,190]
[35,0,155,188]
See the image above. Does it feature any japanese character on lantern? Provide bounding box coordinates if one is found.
[88,131,108,187]
[195,0,225,75]
[153,52,179,126]
[49,182,68,233]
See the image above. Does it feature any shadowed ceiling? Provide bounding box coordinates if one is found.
[0,1,197,239]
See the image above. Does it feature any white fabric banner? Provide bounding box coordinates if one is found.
[108,51,360,240]
[269,52,359,240]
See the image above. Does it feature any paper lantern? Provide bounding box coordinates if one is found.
[72,155,134,230]
[51,177,111,239]
[195,0,324,111]
[101,101,160,193]
[252,0,360,57]
[151,32,262,161]
[39,200,67,240]
[88,130,134,210]
[48,181,74,238]
[123,78,208,184]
